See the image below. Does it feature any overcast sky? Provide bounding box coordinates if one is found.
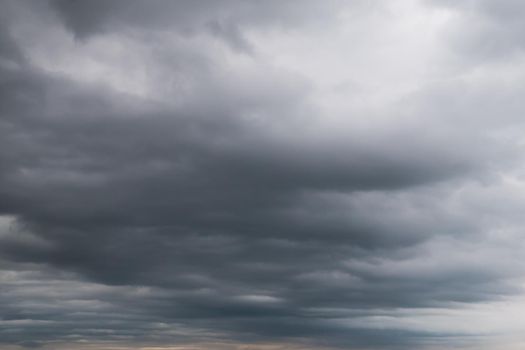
[2,1,525,349]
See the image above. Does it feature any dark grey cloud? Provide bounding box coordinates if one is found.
[2,1,525,349]
[49,0,345,53]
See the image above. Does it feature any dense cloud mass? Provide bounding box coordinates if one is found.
[2,1,525,349]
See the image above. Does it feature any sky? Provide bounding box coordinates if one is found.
[2,0,525,349]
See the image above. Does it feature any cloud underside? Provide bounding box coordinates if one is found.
[2,1,525,349]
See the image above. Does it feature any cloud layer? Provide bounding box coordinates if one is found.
[2,1,525,349]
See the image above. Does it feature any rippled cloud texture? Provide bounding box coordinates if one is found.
[2,1,525,349]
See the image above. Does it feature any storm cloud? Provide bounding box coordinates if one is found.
[2,1,525,349]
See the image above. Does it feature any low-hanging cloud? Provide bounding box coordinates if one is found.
[2,1,525,349]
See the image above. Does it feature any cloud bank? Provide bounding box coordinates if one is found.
[2,1,525,349]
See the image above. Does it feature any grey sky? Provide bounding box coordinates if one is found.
[2,1,525,349]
